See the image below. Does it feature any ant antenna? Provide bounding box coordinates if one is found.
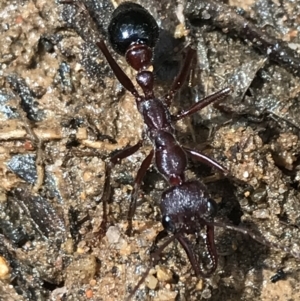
[213,221,300,259]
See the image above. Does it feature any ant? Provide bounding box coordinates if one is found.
[61,1,300,299]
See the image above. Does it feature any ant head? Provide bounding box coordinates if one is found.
[160,180,217,234]
[160,180,218,278]
[108,2,159,71]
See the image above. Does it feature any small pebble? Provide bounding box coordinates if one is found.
[106,226,121,244]
[145,274,158,290]
[195,279,204,290]
[76,247,85,254]
[156,266,173,282]
[201,288,212,299]
[252,209,270,219]
[243,171,249,178]
[85,289,93,298]
[244,190,250,197]
[63,239,74,254]
[155,289,177,301]
[0,256,10,280]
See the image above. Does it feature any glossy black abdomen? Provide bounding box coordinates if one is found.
[108,2,159,56]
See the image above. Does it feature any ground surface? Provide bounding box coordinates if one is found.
[0,0,300,301]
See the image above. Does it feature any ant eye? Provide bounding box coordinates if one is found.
[162,215,175,233]
[206,199,218,218]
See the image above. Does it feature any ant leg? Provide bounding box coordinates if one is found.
[206,225,218,275]
[213,221,300,260]
[172,87,232,121]
[98,140,143,238]
[164,47,197,106]
[184,147,253,189]
[184,147,229,175]
[61,2,139,97]
[96,40,140,98]
[59,0,74,3]
[127,149,154,235]
[176,226,218,277]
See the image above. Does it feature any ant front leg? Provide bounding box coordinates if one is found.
[127,149,154,236]
[97,140,143,239]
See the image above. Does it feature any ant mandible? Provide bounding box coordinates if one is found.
[61,1,300,299]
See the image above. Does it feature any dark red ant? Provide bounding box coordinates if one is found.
[61,1,300,299]
[97,0,230,277]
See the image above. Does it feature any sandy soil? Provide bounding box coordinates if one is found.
[0,0,300,301]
